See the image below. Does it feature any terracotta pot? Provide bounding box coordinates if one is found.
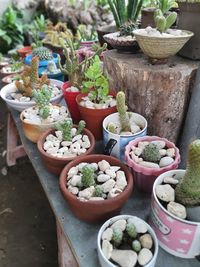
[17,46,32,58]
[76,92,117,140]
[59,154,134,223]
[97,25,117,49]
[62,81,81,123]
[37,127,95,175]
[178,2,200,60]
[150,170,200,258]
[125,136,181,193]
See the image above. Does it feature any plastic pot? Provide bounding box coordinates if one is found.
[25,53,59,68]
[17,46,32,58]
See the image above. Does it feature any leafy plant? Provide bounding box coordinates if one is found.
[107,0,144,28]
[29,15,47,48]
[154,9,177,33]
[82,56,109,104]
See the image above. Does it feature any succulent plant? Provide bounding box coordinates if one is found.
[107,122,117,134]
[32,47,53,61]
[132,240,141,252]
[141,143,161,163]
[32,85,52,119]
[81,165,95,188]
[117,91,131,132]
[112,228,123,247]
[93,185,104,197]
[154,9,177,33]
[126,222,137,238]
[175,139,200,206]
[76,120,86,135]
[119,21,137,37]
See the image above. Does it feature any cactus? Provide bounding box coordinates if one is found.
[112,228,123,247]
[58,38,107,90]
[119,21,137,37]
[175,139,200,206]
[107,122,117,134]
[15,57,50,97]
[32,85,52,119]
[93,186,104,197]
[81,165,95,188]
[32,47,53,61]
[116,91,131,132]
[126,222,137,238]
[141,143,161,163]
[76,120,86,135]
[56,119,73,142]
[154,9,177,33]
[132,240,141,252]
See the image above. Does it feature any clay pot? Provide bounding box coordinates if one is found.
[125,136,181,193]
[97,25,117,49]
[76,92,117,140]
[17,46,32,58]
[1,74,18,86]
[37,127,95,175]
[59,154,134,223]
[141,8,156,28]
[62,81,81,123]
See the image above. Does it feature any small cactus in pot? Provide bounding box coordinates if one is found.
[32,47,53,61]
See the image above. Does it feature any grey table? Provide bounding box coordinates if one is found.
[9,107,199,267]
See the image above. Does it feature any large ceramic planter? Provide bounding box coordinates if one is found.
[178,2,200,60]
[59,154,134,223]
[0,79,63,112]
[97,25,117,49]
[103,112,147,162]
[124,136,181,193]
[76,93,117,140]
[150,169,200,258]
[97,215,159,267]
[17,46,32,58]
[133,29,194,63]
[62,81,81,123]
[37,127,95,175]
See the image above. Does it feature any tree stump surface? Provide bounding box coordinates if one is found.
[104,50,198,143]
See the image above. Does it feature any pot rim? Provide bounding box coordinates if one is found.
[97,214,159,267]
[59,154,134,205]
[103,112,148,138]
[153,169,200,225]
[133,29,194,39]
[124,136,181,175]
[0,64,24,74]
[37,127,95,162]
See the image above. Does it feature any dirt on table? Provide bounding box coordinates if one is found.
[0,98,58,267]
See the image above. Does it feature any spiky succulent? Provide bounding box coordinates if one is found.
[93,185,104,197]
[76,120,86,135]
[141,143,161,163]
[175,139,200,206]
[117,91,131,132]
[112,228,123,247]
[126,222,137,238]
[81,165,95,188]
[32,47,53,61]
[107,122,117,134]
[154,9,177,33]
[56,119,73,141]
[132,240,141,252]
[119,21,137,37]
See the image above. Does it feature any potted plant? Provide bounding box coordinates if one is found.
[76,55,117,140]
[17,46,32,58]
[103,91,148,162]
[0,59,24,78]
[124,136,181,193]
[177,0,200,60]
[37,119,95,175]
[58,38,107,123]
[0,57,63,112]
[97,215,159,267]
[1,73,20,86]
[20,85,68,143]
[59,154,133,222]
[133,9,193,64]
[150,139,200,258]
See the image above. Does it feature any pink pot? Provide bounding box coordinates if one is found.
[124,136,181,193]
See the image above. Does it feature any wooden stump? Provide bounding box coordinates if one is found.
[104,50,198,143]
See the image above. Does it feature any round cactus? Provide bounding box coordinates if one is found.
[112,228,123,247]
[132,240,141,252]
[141,143,161,163]
[32,47,53,61]
[126,222,137,238]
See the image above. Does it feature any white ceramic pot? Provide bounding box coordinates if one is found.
[103,112,147,162]
[97,214,159,267]
[0,79,63,112]
[150,169,200,258]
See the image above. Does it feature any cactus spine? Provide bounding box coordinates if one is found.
[117,91,131,132]
[81,165,95,188]
[175,139,200,206]
[141,143,161,163]
[154,9,177,33]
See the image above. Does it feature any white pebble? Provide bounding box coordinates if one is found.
[138,248,153,266]
[98,160,110,172]
[102,228,113,241]
[156,184,175,202]
[163,176,179,185]
[159,156,174,167]
[101,179,115,193]
[115,171,127,190]
[97,174,111,183]
[111,219,127,231]
[167,201,187,219]
[139,161,160,168]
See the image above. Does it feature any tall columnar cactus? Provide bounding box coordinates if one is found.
[81,165,95,188]
[116,91,131,132]
[141,143,161,163]
[154,9,177,33]
[58,38,107,90]
[175,139,200,206]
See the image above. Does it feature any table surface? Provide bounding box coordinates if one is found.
[10,107,199,267]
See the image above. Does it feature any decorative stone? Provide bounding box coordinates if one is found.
[159,149,167,156]
[111,249,137,267]
[61,141,72,147]
[102,240,113,260]
[128,217,148,233]
[102,228,113,241]
[68,185,79,195]
[90,197,104,201]
[133,147,143,156]
[70,175,82,187]
[166,148,176,157]
[159,156,174,168]
[97,174,111,183]
[110,166,121,172]
[138,141,149,149]
[167,201,187,219]
[46,147,59,155]
[90,163,98,171]
[72,134,82,142]
[105,169,116,179]
[111,219,127,231]
[139,234,153,249]
[43,140,54,150]
[55,130,63,141]
[71,128,77,136]
[116,171,127,190]
[138,248,153,266]
[163,176,179,185]
[78,186,95,199]
[68,166,79,178]
[98,160,110,172]
[78,162,88,171]
[156,184,175,202]
[101,179,116,193]
[151,140,166,149]
[139,161,160,168]
[108,188,122,199]
[131,125,141,134]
